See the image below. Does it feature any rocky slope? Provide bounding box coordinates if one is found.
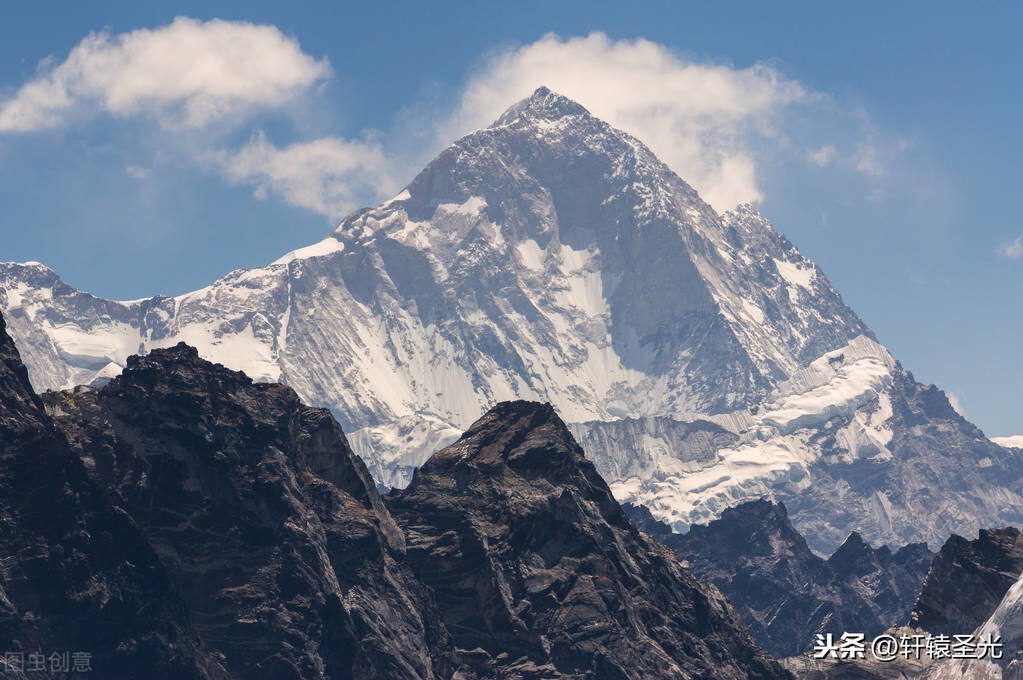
[625,500,932,657]
[914,533,1023,679]
[910,528,1023,637]
[43,341,457,679]
[0,312,228,679]
[787,526,1023,679]
[2,88,1020,553]
[0,308,791,678]
[920,571,1023,679]
[386,400,791,679]
[782,629,935,680]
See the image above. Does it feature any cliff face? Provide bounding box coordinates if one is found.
[43,342,456,680]
[0,314,227,679]
[910,527,1023,637]
[626,500,932,658]
[387,401,791,679]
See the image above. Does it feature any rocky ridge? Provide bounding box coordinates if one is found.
[0,311,227,679]
[43,342,456,679]
[625,500,932,657]
[386,400,790,679]
[0,308,789,679]
[910,528,1023,637]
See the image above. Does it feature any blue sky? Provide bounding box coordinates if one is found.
[0,1,1020,435]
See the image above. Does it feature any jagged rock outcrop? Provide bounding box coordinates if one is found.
[910,527,1023,637]
[789,527,1023,679]
[827,531,935,630]
[0,312,227,679]
[43,342,457,680]
[626,500,932,657]
[920,571,1023,679]
[386,401,792,679]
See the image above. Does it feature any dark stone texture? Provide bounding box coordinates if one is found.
[910,527,1023,636]
[388,401,792,679]
[43,342,456,680]
[626,500,932,658]
[0,313,227,679]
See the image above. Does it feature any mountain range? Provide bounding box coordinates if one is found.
[1,87,1019,553]
[625,500,933,658]
[0,308,790,679]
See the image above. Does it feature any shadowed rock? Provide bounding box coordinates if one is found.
[44,342,456,679]
[910,527,1023,636]
[626,499,932,657]
[0,312,227,679]
[387,400,792,679]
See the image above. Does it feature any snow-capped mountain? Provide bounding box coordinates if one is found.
[2,87,1019,552]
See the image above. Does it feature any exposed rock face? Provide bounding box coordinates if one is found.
[919,571,1023,679]
[626,500,932,658]
[774,371,1023,553]
[910,527,1023,637]
[43,342,456,680]
[826,532,935,634]
[0,309,793,678]
[387,401,792,679]
[568,415,738,482]
[0,313,227,679]
[792,527,1023,679]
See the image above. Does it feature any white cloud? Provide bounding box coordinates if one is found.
[854,143,884,176]
[808,144,837,166]
[998,236,1023,260]
[216,133,395,218]
[0,25,895,223]
[125,164,151,180]
[947,391,966,417]
[0,16,330,132]
[439,32,810,211]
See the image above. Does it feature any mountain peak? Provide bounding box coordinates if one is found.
[387,399,789,679]
[493,86,591,127]
[413,400,587,481]
[827,531,874,571]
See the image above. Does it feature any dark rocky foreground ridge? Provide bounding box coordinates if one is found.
[780,528,1023,679]
[0,312,227,678]
[0,309,791,679]
[42,342,456,678]
[909,527,1023,637]
[624,500,933,658]
[386,401,786,678]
